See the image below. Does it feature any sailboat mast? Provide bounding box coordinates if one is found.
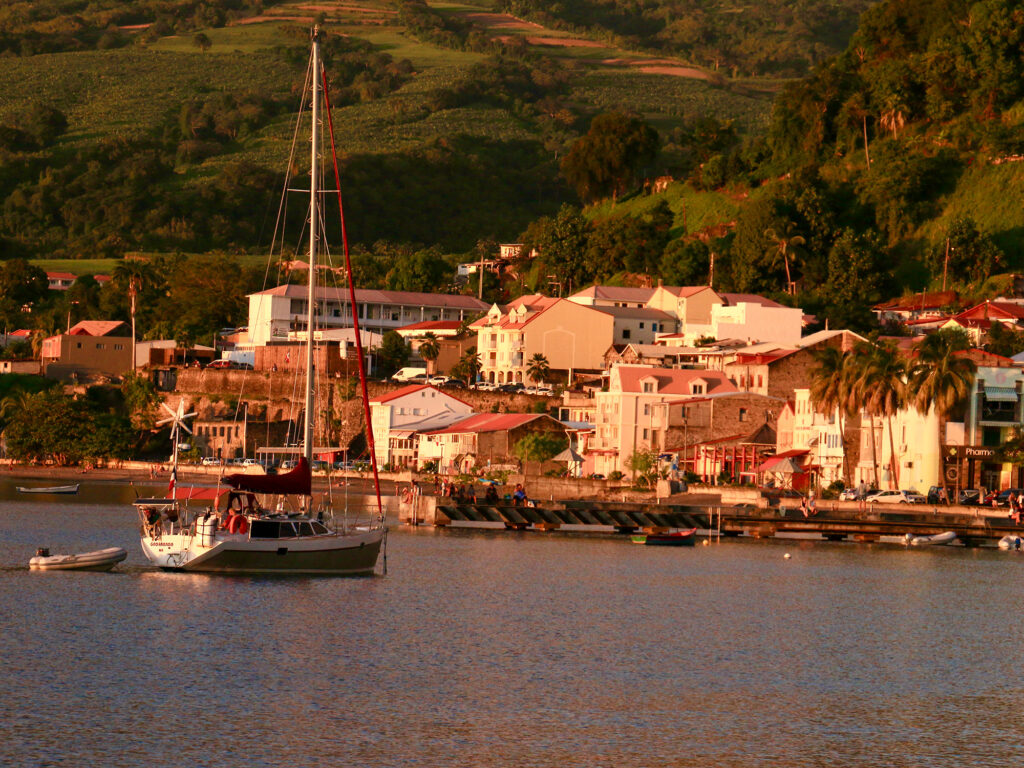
[304,26,320,465]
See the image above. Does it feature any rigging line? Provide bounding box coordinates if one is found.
[264,54,314,297]
[320,61,384,521]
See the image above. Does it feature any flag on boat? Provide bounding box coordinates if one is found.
[168,466,177,494]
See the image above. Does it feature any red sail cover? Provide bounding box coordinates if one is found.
[224,457,312,495]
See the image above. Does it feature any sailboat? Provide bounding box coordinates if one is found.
[133,28,386,574]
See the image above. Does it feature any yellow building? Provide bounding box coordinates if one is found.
[472,295,614,385]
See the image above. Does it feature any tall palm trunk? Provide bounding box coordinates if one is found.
[868,414,880,488]
[886,414,900,489]
[130,288,137,374]
[838,409,850,485]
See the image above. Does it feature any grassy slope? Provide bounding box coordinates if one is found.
[4,0,779,274]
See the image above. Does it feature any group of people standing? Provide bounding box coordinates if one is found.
[427,475,524,505]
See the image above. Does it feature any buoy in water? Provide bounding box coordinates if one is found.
[783,553,792,560]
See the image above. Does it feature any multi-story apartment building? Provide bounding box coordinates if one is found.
[247,285,488,346]
[472,296,614,385]
[589,365,737,475]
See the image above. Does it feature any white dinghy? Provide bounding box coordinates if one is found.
[29,547,127,571]
[998,535,1024,551]
[904,531,958,546]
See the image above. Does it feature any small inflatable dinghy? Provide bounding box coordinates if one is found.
[998,535,1024,551]
[905,531,958,546]
[29,547,127,571]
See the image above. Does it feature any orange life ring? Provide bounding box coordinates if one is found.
[228,514,248,534]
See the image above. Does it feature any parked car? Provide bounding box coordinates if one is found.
[428,375,451,386]
[201,457,223,466]
[206,359,233,369]
[241,458,259,467]
[958,489,982,505]
[391,366,428,383]
[536,385,554,396]
[839,488,866,501]
[279,459,299,470]
[443,379,467,390]
[497,383,523,393]
[982,488,1024,507]
[864,489,926,504]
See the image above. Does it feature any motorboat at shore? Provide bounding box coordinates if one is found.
[632,528,697,546]
[29,547,126,571]
[17,484,80,495]
[905,531,958,546]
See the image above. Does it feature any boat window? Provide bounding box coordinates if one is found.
[311,522,329,535]
[298,522,316,536]
[278,522,297,537]
[249,520,279,539]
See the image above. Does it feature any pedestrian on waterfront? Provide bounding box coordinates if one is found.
[455,484,466,502]
[513,483,527,506]
[1010,492,1021,524]
[467,485,477,504]
[433,474,440,494]
[806,492,818,517]
[484,484,499,504]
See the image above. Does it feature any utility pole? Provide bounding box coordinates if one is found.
[942,237,951,292]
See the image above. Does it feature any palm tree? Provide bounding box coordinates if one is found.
[764,221,805,295]
[112,259,152,373]
[860,342,907,489]
[453,348,480,385]
[845,342,881,488]
[418,332,440,374]
[809,346,852,484]
[527,353,550,385]
[908,333,977,502]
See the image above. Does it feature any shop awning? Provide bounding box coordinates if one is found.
[984,387,1018,402]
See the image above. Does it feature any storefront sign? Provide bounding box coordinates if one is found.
[944,445,997,460]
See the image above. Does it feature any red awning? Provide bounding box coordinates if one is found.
[224,457,312,495]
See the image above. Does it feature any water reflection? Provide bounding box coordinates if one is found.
[3,498,1024,767]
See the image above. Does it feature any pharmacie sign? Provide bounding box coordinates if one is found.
[943,445,997,460]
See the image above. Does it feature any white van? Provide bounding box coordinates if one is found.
[391,367,428,383]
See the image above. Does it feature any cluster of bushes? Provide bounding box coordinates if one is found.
[496,0,872,77]
[0,0,271,57]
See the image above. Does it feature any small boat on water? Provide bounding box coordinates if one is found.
[29,547,127,571]
[905,531,958,546]
[632,528,697,546]
[16,484,80,495]
[998,535,1023,551]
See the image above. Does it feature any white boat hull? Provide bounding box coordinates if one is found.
[906,531,958,546]
[141,528,384,575]
[30,547,127,571]
[999,535,1024,551]
[17,484,80,495]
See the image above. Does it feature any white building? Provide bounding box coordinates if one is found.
[247,285,488,346]
[369,384,473,468]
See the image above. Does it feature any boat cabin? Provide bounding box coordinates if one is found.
[249,519,332,538]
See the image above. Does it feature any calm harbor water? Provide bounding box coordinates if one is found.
[2,480,1024,767]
